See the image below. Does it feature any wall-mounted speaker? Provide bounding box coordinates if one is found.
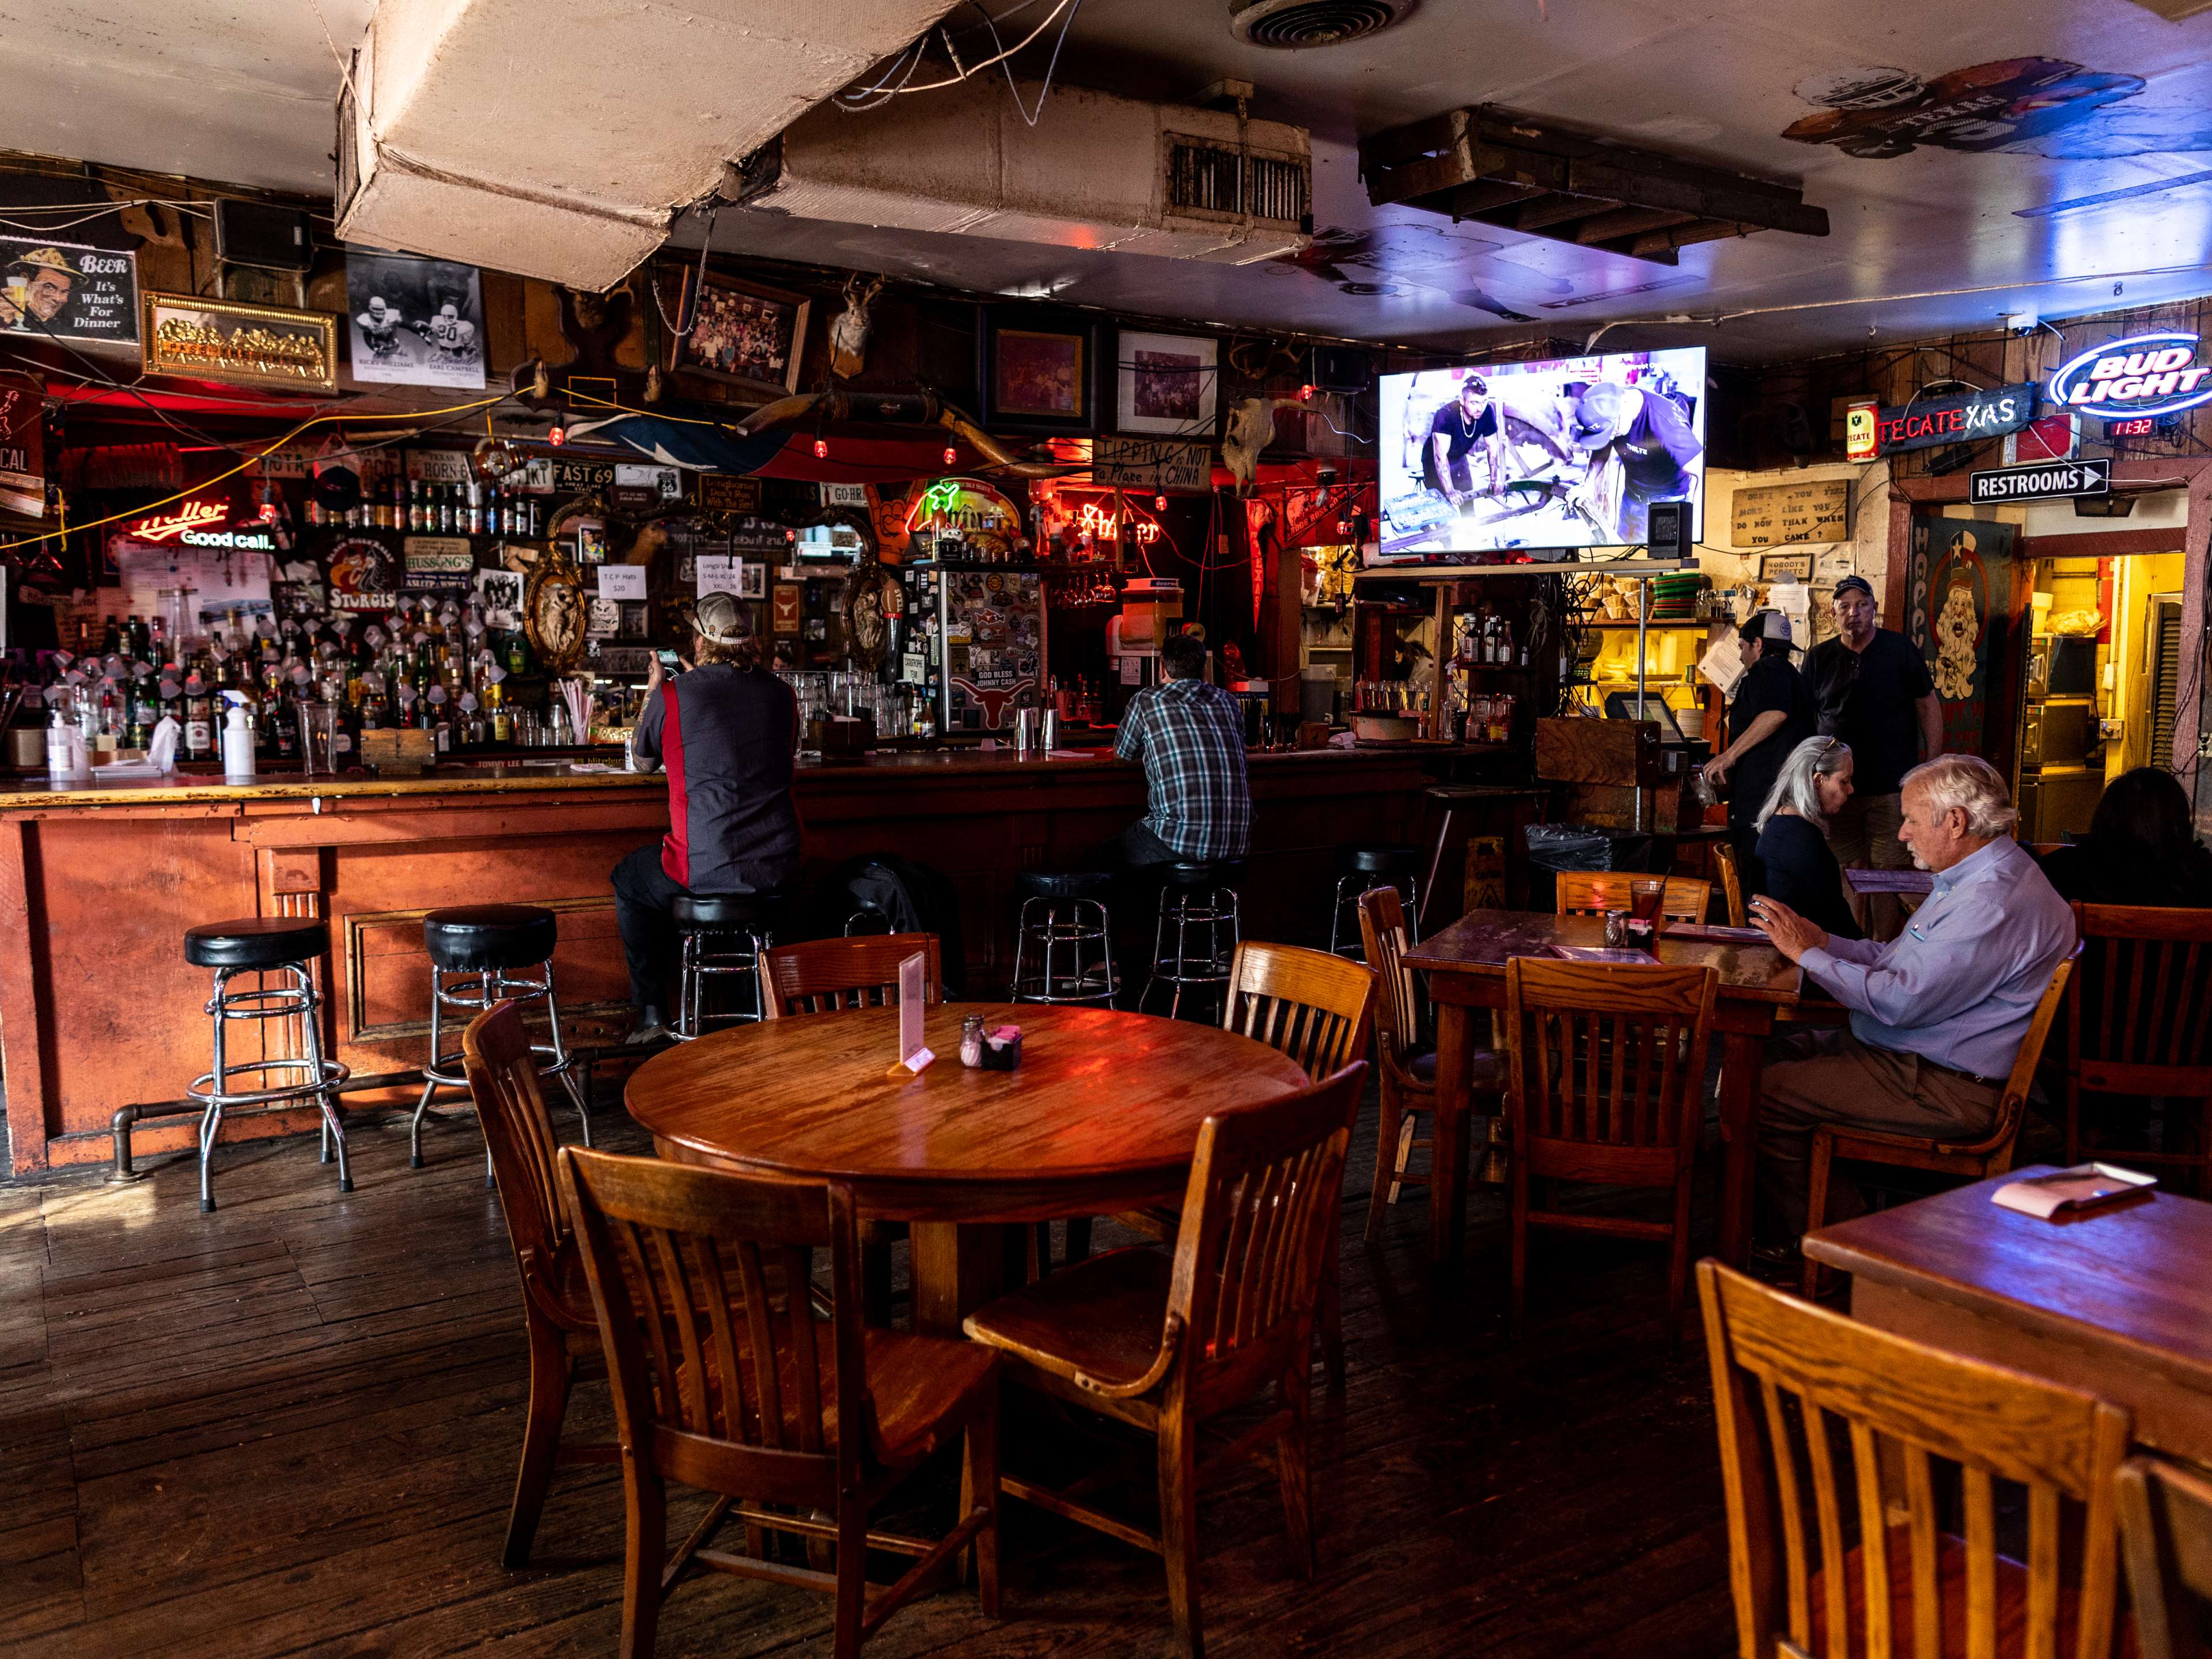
[1646,500,1695,564]
[214,200,314,272]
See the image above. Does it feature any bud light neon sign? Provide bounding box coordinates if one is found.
[2048,331,2212,420]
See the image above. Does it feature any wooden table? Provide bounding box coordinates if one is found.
[1402,910,1801,1268]
[624,1002,1310,1336]
[1804,1170,2212,1468]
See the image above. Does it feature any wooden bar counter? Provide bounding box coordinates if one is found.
[0,743,1463,1173]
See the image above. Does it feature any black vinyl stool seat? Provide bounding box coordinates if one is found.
[1010,870,1119,1007]
[411,903,588,1174]
[185,916,331,971]
[423,905,559,971]
[1330,842,1421,959]
[672,889,783,1039]
[119,916,354,1212]
[1141,859,1245,1021]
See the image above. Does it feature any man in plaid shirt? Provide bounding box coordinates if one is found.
[1109,632,1251,865]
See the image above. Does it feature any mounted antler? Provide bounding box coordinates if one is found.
[828,273,888,380]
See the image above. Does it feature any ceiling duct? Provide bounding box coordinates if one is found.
[335,0,964,290]
[740,84,1312,263]
[1228,0,1411,48]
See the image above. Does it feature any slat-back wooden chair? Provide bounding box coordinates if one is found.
[1122,941,1374,1384]
[759,933,942,1018]
[2064,904,2212,1195]
[1802,946,2079,1298]
[1711,841,1748,927]
[2118,1456,2212,1659]
[963,1062,1365,1659]
[1503,957,1718,1338]
[1357,886,1505,1241]
[558,1146,1001,1659]
[1554,870,1713,923]
[1700,1259,2132,1659]
[461,1001,622,1568]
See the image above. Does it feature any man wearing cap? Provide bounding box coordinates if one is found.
[1422,375,1504,505]
[0,247,75,329]
[1802,574,1942,935]
[1702,611,1812,891]
[612,592,800,1041]
[1567,379,1703,543]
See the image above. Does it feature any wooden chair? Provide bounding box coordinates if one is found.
[759,932,942,1018]
[1356,885,1504,1243]
[756,933,942,1318]
[2118,1456,2212,1659]
[1502,957,1717,1338]
[460,1001,621,1569]
[1711,841,1748,927]
[558,1145,1001,1659]
[2063,904,2212,1196]
[1802,946,2079,1298]
[963,1062,1366,1659]
[1123,941,1374,1385]
[1700,1259,2131,1659]
[1554,870,1712,923]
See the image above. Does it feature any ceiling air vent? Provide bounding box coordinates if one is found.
[1229,0,1410,49]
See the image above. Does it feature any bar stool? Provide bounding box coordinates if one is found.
[409,905,589,1173]
[180,917,351,1213]
[672,892,776,1039]
[1009,870,1119,1006]
[1328,842,1420,957]
[1140,859,1245,1021]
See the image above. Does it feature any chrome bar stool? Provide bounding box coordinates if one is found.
[1009,870,1119,1006]
[1329,842,1421,957]
[410,905,589,1173]
[1139,859,1245,1021]
[672,892,777,1039]
[175,917,351,1213]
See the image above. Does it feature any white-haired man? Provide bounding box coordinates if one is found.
[1747,754,2075,1240]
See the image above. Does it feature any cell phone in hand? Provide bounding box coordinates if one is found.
[655,649,681,671]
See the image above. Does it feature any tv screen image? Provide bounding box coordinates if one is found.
[1374,347,1707,563]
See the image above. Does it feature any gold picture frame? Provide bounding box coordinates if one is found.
[524,547,590,673]
[141,293,338,393]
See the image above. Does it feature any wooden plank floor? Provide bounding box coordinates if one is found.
[0,1078,1743,1659]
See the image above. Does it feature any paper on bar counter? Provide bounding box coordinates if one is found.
[1992,1162,2156,1219]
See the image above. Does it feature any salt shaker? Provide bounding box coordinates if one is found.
[1604,910,1629,946]
[959,1014,986,1067]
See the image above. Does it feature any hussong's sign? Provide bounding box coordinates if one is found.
[2048,331,2212,421]
[1874,384,2038,453]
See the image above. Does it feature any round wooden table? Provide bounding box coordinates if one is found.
[626,1002,1310,1335]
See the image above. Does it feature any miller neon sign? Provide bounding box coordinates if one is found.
[2049,331,2212,420]
[129,499,228,542]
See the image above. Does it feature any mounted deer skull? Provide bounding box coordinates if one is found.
[1222,397,1276,496]
[828,274,886,380]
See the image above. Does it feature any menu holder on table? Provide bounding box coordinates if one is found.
[887,952,934,1077]
[1991,1162,2156,1219]
[1547,944,1659,965]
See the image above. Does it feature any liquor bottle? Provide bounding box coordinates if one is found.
[392,472,407,529]
[100,617,121,657]
[484,480,502,538]
[126,670,152,750]
[503,631,529,676]
[182,683,213,763]
[464,480,482,536]
[406,480,422,533]
[433,483,450,534]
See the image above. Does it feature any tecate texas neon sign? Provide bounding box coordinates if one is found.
[2049,331,2212,420]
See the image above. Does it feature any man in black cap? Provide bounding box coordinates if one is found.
[1568,379,1703,542]
[1801,574,1942,935]
[1421,374,1504,504]
[613,592,800,1040]
[1702,610,1812,891]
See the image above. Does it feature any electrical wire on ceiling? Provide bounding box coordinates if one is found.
[834,0,1081,115]
[0,198,214,236]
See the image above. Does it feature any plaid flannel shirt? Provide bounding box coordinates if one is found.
[1114,676,1252,859]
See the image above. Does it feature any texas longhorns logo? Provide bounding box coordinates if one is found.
[951,677,1035,728]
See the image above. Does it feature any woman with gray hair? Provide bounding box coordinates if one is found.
[1751,736,1861,940]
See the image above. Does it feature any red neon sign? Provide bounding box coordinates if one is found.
[130,499,227,542]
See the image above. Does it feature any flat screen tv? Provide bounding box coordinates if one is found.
[1373,347,1707,564]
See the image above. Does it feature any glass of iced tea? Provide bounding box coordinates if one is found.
[1630,877,1667,925]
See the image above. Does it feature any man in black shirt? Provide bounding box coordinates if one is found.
[1422,376,1503,502]
[1702,611,1812,891]
[1801,574,1942,936]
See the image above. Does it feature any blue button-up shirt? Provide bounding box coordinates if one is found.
[1798,836,2075,1080]
[1113,676,1252,860]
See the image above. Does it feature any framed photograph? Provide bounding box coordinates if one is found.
[665,268,810,400]
[981,311,1096,433]
[345,252,484,390]
[142,293,337,393]
[1115,329,1218,437]
[737,560,766,600]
